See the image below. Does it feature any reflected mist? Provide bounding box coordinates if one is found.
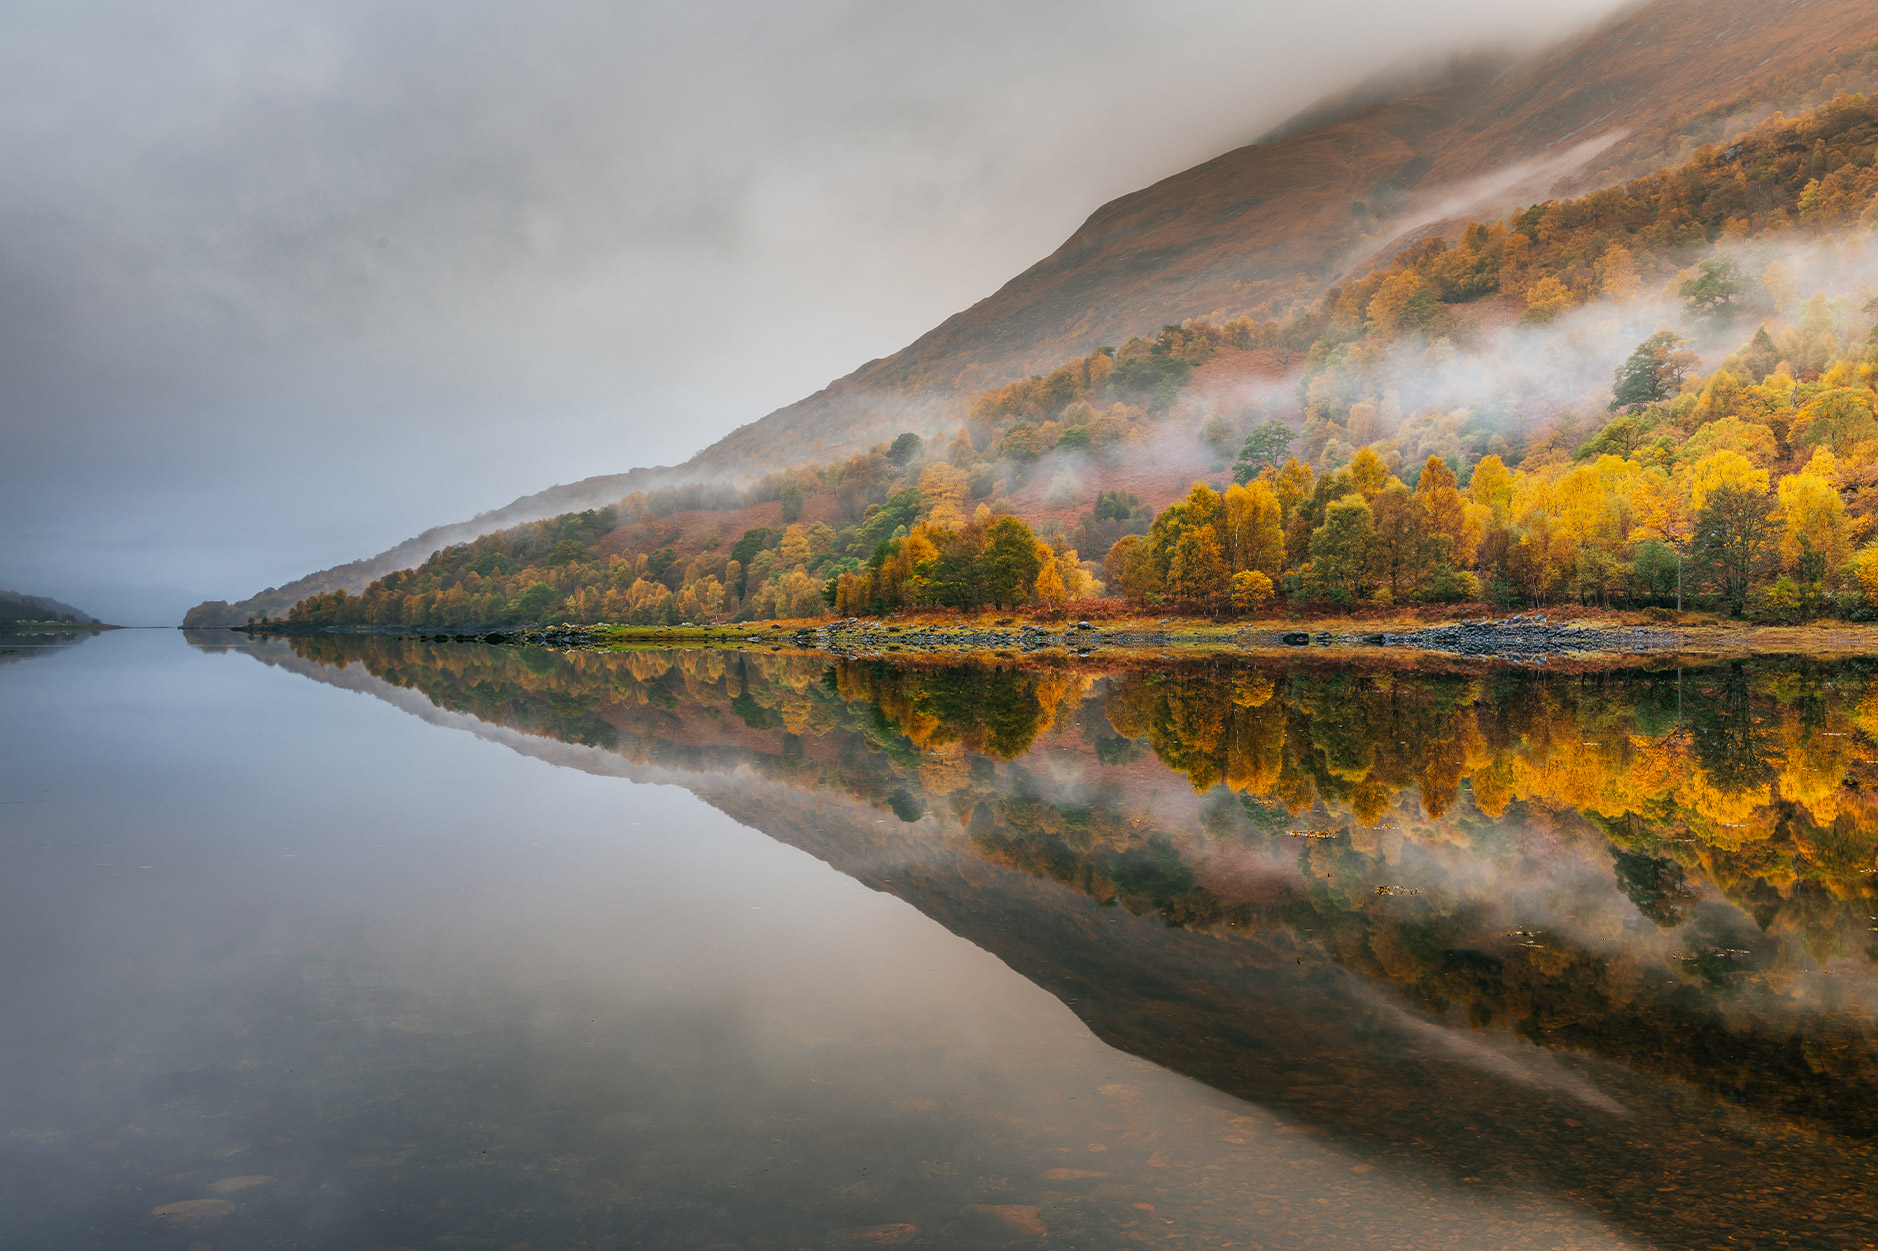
[6,631,1878,1247]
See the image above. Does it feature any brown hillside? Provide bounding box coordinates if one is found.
[688,0,1878,473]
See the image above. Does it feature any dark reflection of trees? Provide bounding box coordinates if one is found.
[1609,847,1699,928]
[843,661,1051,759]
[1686,662,1776,793]
[286,633,623,747]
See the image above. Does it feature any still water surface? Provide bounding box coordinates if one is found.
[3,629,1877,1248]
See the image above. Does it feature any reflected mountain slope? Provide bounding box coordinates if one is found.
[206,634,1878,1248]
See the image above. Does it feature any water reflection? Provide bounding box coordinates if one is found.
[220,633,1878,1247]
[11,631,1677,1250]
[0,626,101,667]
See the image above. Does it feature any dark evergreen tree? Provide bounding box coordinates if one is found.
[1233,420,1297,483]
[1611,331,1697,411]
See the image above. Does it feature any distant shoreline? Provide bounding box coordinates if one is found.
[1,621,123,633]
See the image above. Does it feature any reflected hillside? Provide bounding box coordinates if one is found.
[220,635,1878,1248]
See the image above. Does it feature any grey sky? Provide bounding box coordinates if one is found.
[0,1,1626,623]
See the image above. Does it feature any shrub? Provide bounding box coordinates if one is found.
[1230,569,1274,612]
[1427,568,1480,603]
[1850,546,1878,606]
[1745,577,1807,625]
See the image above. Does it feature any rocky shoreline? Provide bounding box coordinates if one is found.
[1346,614,1678,661]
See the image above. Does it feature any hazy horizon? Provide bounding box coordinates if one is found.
[0,1,1627,624]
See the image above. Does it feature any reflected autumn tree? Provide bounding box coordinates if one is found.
[832,660,1088,760]
[1091,660,1878,958]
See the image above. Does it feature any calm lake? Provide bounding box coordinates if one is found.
[4,628,1877,1249]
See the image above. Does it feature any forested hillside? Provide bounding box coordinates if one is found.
[288,94,1878,629]
[0,589,101,627]
[182,468,674,627]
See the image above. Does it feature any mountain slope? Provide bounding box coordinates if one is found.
[187,0,1878,624]
[0,588,102,626]
[684,0,1878,473]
